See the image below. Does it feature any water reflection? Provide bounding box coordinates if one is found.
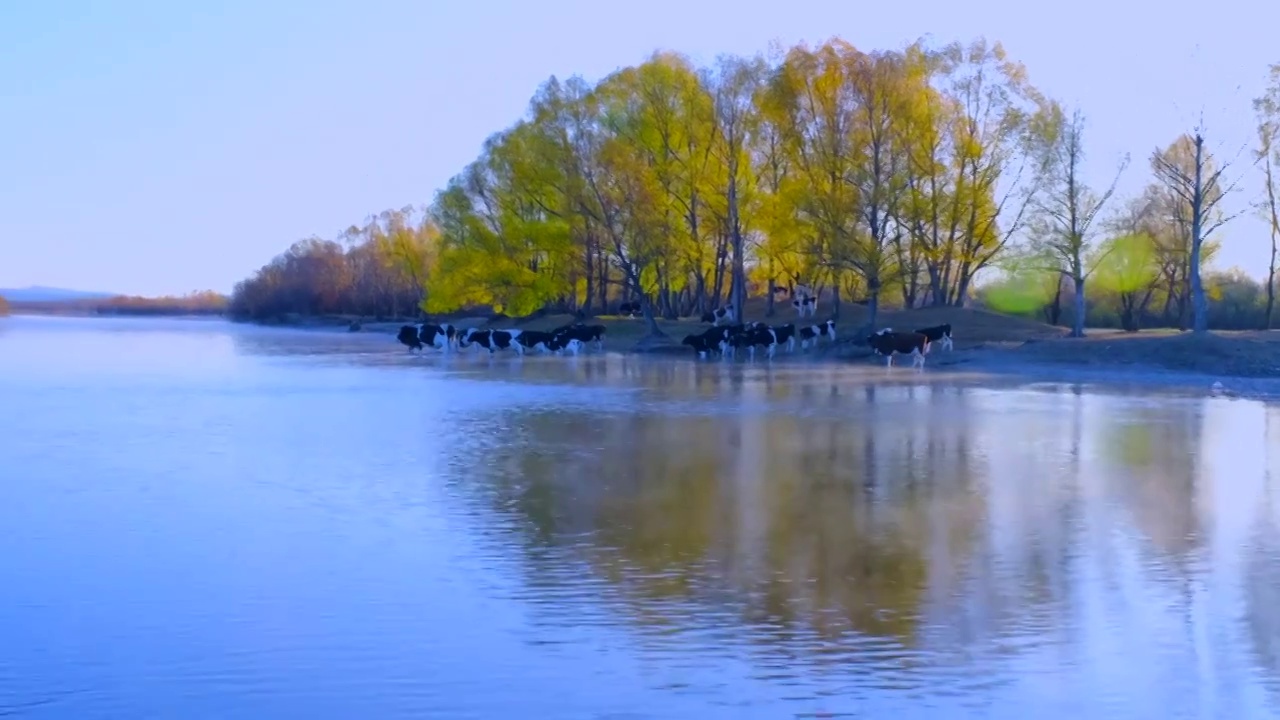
[432,369,1280,714]
[3,317,1280,718]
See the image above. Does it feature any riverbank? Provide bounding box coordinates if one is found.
[259,303,1280,398]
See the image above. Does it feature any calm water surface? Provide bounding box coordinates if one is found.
[3,315,1280,719]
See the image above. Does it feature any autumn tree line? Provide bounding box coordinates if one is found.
[229,38,1280,336]
[1,291,228,317]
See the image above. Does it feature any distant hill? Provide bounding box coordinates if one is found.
[0,286,116,303]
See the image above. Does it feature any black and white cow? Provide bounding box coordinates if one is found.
[913,323,954,352]
[456,327,490,351]
[866,329,929,369]
[797,319,837,349]
[700,306,735,326]
[464,329,523,355]
[418,323,457,351]
[726,325,779,360]
[791,295,817,318]
[709,324,745,357]
[515,330,559,353]
[617,301,642,317]
[553,323,606,351]
[683,325,734,359]
[770,323,797,353]
[397,324,423,351]
[547,335,584,355]
[682,332,720,359]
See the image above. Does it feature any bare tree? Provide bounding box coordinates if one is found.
[1150,126,1248,334]
[1030,104,1128,337]
[1254,63,1280,330]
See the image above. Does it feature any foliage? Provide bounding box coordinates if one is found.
[95,291,228,315]
[976,265,1275,331]
[1092,234,1159,296]
[230,208,438,320]
[413,36,1048,329]
[228,38,1277,335]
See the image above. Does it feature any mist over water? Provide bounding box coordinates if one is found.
[2,315,1279,719]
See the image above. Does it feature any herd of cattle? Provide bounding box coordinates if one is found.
[396,316,954,368]
[679,320,953,366]
[680,319,836,359]
[396,321,606,356]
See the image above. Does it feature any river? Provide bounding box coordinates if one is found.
[2,315,1279,719]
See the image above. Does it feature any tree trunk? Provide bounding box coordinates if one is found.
[728,173,746,324]
[1264,152,1278,330]
[1045,275,1063,326]
[831,282,841,321]
[1190,134,1209,334]
[582,239,595,316]
[926,264,945,307]
[597,249,608,313]
[640,298,661,336]
[1120,293,1138,332]
[952,270,972,307]
[1268,258,1277,331]
[711,238,728,309]
[864,283,878,332]
[1071,273,1086,338]
[627,267,661,337]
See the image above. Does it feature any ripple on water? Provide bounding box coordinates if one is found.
[4,318,1280,719]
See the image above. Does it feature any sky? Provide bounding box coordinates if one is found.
[1,0,1276,296]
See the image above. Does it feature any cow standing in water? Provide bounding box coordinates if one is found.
[397,325,423,351]
[418,323,457,352]
[866,329,929,369]
[797,319,836,350]
[770,323,797,353]
[552,323,607,351]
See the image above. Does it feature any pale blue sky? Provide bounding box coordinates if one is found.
[1,0,1274,296]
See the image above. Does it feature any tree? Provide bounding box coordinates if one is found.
[1093,233,1159,331]
[705,54,765,323]
[981,246,1067,323]
[1150,129,1245,334]
[924,39,1046,307]
[592,55,716,335]
[1254,63,1280,329]
[758,41,862,321]
[1029,103,1128,337]
[230,35,1059,330]
[342,206,438,314]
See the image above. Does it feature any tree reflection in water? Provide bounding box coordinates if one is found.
[434,358,1280,710]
